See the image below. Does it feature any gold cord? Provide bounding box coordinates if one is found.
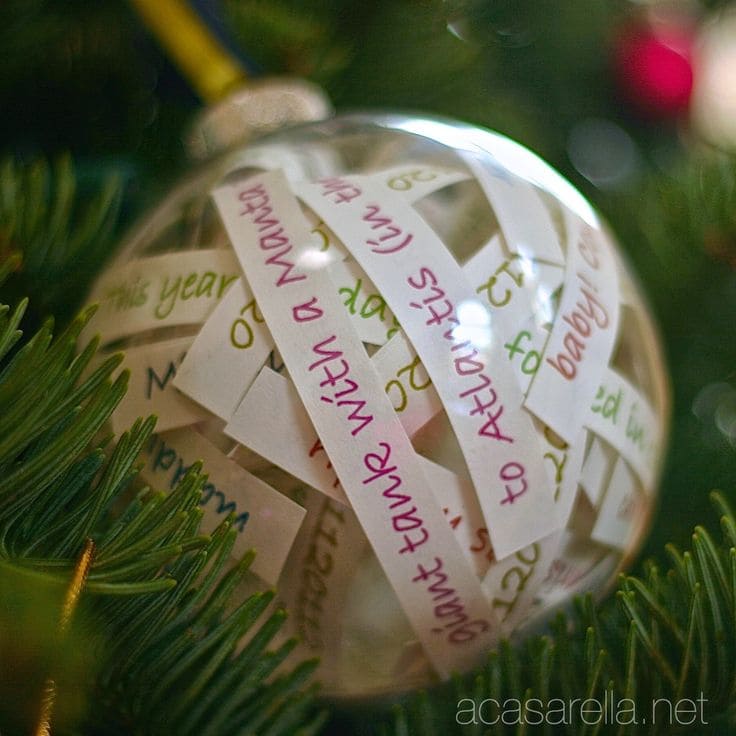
[34,538,96,736]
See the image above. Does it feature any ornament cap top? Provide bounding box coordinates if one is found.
[185,77,333,160]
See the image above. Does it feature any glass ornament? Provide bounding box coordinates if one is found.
[83,111,669,700]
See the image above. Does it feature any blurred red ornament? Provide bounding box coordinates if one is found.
[612,14,695,119]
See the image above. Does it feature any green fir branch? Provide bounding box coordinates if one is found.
[0,155,123,321]
[0,275,322,734]
[369,493,736,736]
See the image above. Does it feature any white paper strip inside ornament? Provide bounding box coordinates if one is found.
[412,458,490,578]
[328,259,399,346]
[275,489,370,669]
[110,336,210,434]
[84,249,241,344]
[524,211,621,445]
[231,366,493,579]
[225,344,439,498]
[482,531,563,635]
[540,425,587,528]
[465,235,543,332]
[465,156,565,266]
[140,428,306,585]
[579,436,614,506]
[173,279,273,420]
[368,163,470,203]
[463,235,556,395]
[226,367,349,506]
[591,456,641,550]
[214,169,498,677]
[373,332,442,437]
[296,175,559,559]
[585,367,661,491]
[534,530,618,609]
[174,214,347,421]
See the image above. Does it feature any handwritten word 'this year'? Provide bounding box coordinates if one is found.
[105,270,238,321]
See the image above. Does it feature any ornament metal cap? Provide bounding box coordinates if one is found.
[186,77,333,160]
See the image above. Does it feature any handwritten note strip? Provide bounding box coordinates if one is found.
[296,175,559,559]
[540,425,587,528]
[592,456,642,549]
[173,278,273,420]
[112,336,209,434]
[465,156,565,266]
[226,367,349,506]
[231,366,495,579]
[369,163,471,204]
[525,210,620,444]
[482,532,563,635]
[586,367,662,491]
[579,436,614,506]
[215,169,498,677]
[328,258,399,346]
[373,332,442,437]
[535,530,618,609]
[84,249,240,344]
[140,427,306,585]
[463,235,558,396]
[275,490,369,669]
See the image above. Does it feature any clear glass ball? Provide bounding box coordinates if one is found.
[85,112,669,700]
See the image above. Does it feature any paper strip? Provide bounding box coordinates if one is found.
[84,249,241,344]
[329,259,399,346]
[173,279,273,420]
[140,428,306,585]
[275,489,369,669]
[296,175,559,559]
[482,532,563,634]
[465,156,565,266]
[540,424,587,528]
[111,336,210,434]
[586,368,661,490]
[463,235,556,395]
[230,366,493,579]
[373,332,442,437]
[369,164,470,203]
[579,436,614,506]
[592,456,642,549]
[524,210,620,444]
[534,530,618,610]
[226,367,349,505]
[214,169,498,677]
[173,209,347,419]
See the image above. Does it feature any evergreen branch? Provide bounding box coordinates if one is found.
[0,155,123,320]
[0,275,322,734]
[375,492,736,735]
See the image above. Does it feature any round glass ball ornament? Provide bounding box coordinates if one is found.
[84,112,669,700]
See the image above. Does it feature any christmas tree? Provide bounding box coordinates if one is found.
[2,0,736,733]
